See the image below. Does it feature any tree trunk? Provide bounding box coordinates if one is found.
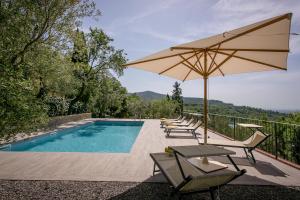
[68,82,85,115]
[36,77,47,99]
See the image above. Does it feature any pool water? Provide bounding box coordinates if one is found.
[3,121,144,153]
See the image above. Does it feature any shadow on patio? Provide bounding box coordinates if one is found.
[108,176,300,200]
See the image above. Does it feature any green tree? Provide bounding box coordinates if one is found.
[90,77,127,118]
[68,28,127,114]
[171,81,183,114]
[166,93,170,101]
[1,0,99,68]
[126,94,146,119]
[0,70,48,139]
[0,0,99,138]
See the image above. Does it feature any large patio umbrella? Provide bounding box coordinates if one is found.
[124,13,292,145]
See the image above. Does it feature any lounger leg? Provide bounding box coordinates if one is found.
[227,155,240,171]
[244,148,256,163]
[166,129,171,137]
[153,163,160,175]
[243,148,249,158]
[153,163,155,175]
[249,150,256,163]
[209,189,216,200]
[192,131,196,138]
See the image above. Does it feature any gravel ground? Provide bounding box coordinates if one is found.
[0,180,299,200]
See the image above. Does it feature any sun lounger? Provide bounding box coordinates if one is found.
[161,116,186,127]
[160,115,182,121]
[163,118,194,128]
[165,120,203,138]
[167,116,186,123]
[198,131,269,163]
[150,152,246,200]
[171,118,194,127]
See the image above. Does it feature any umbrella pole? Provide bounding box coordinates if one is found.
[202,51,209,165]
[204,76,208,144]
[202,76,209,165]
[203,50,208,145]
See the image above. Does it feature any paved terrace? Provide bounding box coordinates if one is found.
[0,119,299,186]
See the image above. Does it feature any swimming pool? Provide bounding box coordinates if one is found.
[1,121,144,153]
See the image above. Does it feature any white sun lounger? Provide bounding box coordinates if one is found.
[161,116,186,127]
[165,120,203,138]
[167,118,194,127]
[198,131,269,163]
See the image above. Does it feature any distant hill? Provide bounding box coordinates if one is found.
[132,91,166,101]
[131,91,288,120]
[132,91,230,105]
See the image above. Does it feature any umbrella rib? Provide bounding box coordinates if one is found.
[179,55,203,75]
[219,68,225,76]
[170,47,205,51]
[123,50,196,66]
[171,47,289,52]
[208,50,237,76]
[181,62,203,76]
[192,53,202,73]
[211,50,287,70]
[195,52,204,73]
[208,13,292,49]
[207,52,225,76]
[159,53,197,75]
[208,44,221,73]
[210,48,289,52]
[183,69,193,82]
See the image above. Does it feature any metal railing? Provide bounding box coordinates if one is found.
[184,112,300,165]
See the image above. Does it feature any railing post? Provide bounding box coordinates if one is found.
[233,117,236,140]
[275,123,278,160]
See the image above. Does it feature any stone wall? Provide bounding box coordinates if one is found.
[47,113,92,129]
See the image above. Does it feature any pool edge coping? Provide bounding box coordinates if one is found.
[0,118,144,150]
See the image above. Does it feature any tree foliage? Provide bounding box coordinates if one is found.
[68,28,126,114]
[0,0,179,140]
[126,95,178,119]
[171,81,183,114]
[0,0,98,138]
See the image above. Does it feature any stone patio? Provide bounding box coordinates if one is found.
[0,119,299,186]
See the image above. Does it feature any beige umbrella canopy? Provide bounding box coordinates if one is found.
[124,13,292,144]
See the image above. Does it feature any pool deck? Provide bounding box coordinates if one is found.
[0,119,299,186]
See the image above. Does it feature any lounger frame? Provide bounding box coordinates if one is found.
[165,121,203,138]
[150,153,246,200]
[201,132,270,163]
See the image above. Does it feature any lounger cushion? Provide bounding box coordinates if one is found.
[199,131,267,148]
[151,153,203,187]
[198,139,246,147]
[180,171,239,192]
[166,121,202,130]
[166,126,194,130]
[244,131,267,147]
[150,153,239,190]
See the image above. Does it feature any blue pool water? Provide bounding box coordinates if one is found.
[2,121,143,153]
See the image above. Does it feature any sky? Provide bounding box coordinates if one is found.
[82,0,300,111]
